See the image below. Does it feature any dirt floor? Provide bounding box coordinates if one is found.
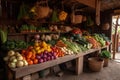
[39,59,120,80]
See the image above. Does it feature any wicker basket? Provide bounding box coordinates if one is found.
[88,57,104,72]
[102,23,110,30]
[70,6,83,24]
[34,0,50,19]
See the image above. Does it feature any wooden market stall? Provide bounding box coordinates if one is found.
[0,0,119,80]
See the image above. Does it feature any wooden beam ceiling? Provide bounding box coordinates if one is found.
[76,0,96,9]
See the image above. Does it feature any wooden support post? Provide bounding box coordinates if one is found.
[113,16,120,59]
[75,56,83,75]
[96,0,101,25]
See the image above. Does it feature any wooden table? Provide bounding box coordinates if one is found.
[8,46,108,80]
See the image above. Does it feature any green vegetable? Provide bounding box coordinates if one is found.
[17,3,29,20]
[93,33,106,47]
[0,29,7,44]
[1,40,28,50]
[100,50,111,58]
[51,10,59,22]
[20,24,29,31]
[29,25,36,31]
[62,39,82,54]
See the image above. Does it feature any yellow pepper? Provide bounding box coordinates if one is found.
[59,11,68,21]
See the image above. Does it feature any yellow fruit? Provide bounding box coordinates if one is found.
[42,41,47,48]
[47,49,52,52]
[59,11,68,21]
[32,49,36,54]
[35,46,40,51]
[34,42,39,47]
[30,7,36,13]
[37,50,42,54]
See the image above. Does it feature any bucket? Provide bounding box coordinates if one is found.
[103,58,109,67]
[88,57,104,72]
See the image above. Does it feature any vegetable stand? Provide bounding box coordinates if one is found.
[7,46,109,80]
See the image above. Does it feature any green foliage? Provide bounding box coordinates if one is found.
[51,10,59,22]
[100,50,111,58]
[1,40,29,50]
[17,3,29,20]
[0,29,7,44]
[20,24,29,31]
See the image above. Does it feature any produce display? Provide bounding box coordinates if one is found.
[1,40,28,50]
[3,27,110,69]
[92,33,106,47]
[20,24,36,33]
[4,50,28,68]
[85,35,101,48]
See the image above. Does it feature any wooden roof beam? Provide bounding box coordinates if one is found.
[76,0,96,9]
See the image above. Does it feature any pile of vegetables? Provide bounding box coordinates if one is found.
[3,30,111,69]
[51,46,65,57]
[21,48,38,65]
[84,35,100,48]
[62,38,83,54]
[36,51,57,63]
[20,24,36,33]
[92,33,106,47]
[71,28,82,36]
[41,34,59,42]
[55,40,67,47]
[99,34,111,45]
[37,27,50,32]
[1,40,28,50]
[60,47,74,55]
[4,50,28,68]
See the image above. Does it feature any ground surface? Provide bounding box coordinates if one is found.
[39,59,120,80]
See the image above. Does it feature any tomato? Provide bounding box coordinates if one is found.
[72,28,82,34]
[31,53,36,60]
[33,59,38,64]
[27,51,33,59]
[28,46,34,50]
[28,60,33,65]
[21,49,26,54]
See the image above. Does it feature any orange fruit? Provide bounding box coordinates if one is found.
[31,53,36,60]
[27,51,33,59]
[33,59,38,64]
[28,60,33,65]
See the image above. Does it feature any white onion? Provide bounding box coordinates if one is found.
[16,61,24,68]
[8,50,15,56]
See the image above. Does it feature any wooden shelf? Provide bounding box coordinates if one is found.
[10,46,108,79]
[8,32,67,36]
